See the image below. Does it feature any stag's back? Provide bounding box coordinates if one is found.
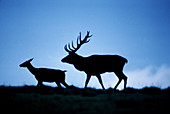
[85,55,128,74]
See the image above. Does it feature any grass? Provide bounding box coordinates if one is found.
[0,86,170,114]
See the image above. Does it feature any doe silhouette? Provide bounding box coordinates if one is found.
[20,58,69,88]
[62,31,128,90]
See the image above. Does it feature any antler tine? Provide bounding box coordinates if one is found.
[65,31,92,53]
[86,31,93,39]
[85,39,90,43]
[72,41,76,49]
[77,36,79,45]
[85,31,92,43]
[74,31,92,52]
[76,32,81,45]
[80,31,92,44]
[79,32,81,44]
[68,43,73,51]
[64,44,71,53]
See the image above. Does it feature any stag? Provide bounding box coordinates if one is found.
[62,31,128,90]
[20,58,69,88]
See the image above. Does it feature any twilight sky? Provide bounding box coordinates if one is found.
[0,0,170,89]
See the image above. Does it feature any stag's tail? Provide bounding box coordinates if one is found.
[120,56,128,64]
[63,70,67,72]
[124,58,128,64]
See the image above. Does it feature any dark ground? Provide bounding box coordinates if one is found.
[0,85,170,114]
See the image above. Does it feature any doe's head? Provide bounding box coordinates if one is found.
[19,58,33,67]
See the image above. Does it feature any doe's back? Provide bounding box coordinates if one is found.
[36,68,66,81]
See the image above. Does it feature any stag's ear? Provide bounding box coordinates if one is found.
[28,58,34,62]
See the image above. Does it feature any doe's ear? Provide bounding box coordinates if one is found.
[28,58,34,62]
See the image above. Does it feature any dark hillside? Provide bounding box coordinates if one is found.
[0,86,170,114]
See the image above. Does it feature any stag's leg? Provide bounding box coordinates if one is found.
[61,81,69,88]
[37,81,43,87]
[114,71,127,90]
[96,74,105,90]
[114,78,122,90]
[123,74,127,90]
[85,74,91,88]
[120,72,127,90]
[36,82,39,87]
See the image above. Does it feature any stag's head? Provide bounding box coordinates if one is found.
[20,58,33,67]
[61,31,92,64]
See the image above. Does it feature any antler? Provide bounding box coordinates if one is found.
[64,31,92,53]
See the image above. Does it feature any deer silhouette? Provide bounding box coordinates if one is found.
[20,58,69,88]
[62,31,128,90]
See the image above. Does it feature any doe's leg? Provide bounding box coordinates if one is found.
[61,81,69,88]
[56,82,62,88]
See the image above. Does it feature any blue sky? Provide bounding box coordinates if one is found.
[0,0,170,89]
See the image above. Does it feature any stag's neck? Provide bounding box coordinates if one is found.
[26,64,37,75]
[73,55,87,71]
